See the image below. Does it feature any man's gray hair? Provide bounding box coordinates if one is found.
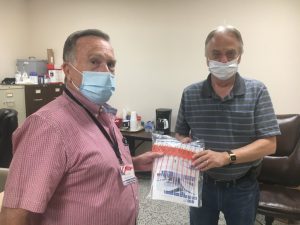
[63,29,110,62]
[205,25,244,56]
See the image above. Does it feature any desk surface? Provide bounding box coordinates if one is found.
[121,130,152,141]
[121,130,175,156]
[121,130,175,140]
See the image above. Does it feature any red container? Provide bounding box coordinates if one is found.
[114,118,123,128]
[47,64,55,70]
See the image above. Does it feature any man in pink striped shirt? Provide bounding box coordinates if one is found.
[0,29,161,225]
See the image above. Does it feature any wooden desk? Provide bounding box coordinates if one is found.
[121,130,152,156]
[121,130,175,156]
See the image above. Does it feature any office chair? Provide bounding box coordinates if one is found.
[0,108,18,168]
[257,114,300,225]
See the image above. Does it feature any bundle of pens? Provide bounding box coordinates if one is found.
[148,134,204,207]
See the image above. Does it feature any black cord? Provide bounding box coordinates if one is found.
[64,87,123,164]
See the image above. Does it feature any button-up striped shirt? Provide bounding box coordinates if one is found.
[3,89,138,225]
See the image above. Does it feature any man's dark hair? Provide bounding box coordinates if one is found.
[63,29,110,62]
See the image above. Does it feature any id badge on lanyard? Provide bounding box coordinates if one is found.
[119,164,136,186]
[65,88,137,186]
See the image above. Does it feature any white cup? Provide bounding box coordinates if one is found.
[130,111,138,131]
[130,120,138,131]
[131,111,137,121]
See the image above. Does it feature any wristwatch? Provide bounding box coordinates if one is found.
[227,150,237,164]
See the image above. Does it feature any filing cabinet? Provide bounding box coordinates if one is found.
[24,83,64,116]
[0,85,26,125]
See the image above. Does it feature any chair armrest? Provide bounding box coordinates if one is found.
[258,153,300,187]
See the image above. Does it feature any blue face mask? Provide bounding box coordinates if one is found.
[70,64,116,105]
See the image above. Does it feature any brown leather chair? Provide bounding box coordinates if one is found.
[257,114,300,225]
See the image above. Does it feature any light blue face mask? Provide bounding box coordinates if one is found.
[70,64,116,105]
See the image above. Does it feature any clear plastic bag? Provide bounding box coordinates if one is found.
[148,133,204,207]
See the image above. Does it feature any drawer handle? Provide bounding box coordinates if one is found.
[33,98,43,102]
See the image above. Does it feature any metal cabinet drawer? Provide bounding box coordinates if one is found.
[24,84,64,116]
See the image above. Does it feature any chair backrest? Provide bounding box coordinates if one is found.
[0,108,18,168]
[258,114,300,187]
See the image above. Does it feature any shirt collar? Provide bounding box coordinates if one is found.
[202,73,245,98]
[64,87,117,116]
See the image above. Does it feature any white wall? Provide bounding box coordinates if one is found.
[1,0,300,131]
[0,0,29,75]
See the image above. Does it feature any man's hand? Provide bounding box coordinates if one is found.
[191,150,229,171]
[132,152,163,171]
[175,133,192,143]
[191,137,277,171]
